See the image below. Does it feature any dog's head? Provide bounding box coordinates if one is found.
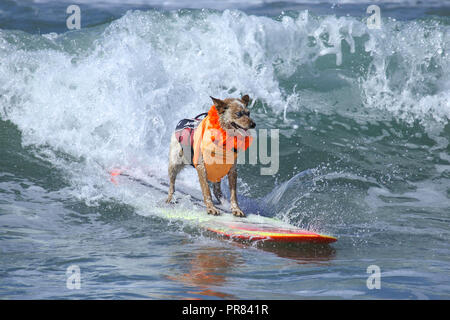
[210,95,256,133]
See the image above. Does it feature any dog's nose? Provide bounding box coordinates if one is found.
[250,121,256,129]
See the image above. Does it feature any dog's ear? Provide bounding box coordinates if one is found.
[241,94,250,106]
[210,96,227,113]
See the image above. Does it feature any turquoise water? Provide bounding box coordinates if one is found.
[0,0,449,299]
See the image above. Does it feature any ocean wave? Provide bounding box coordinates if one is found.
[0,9,449,206]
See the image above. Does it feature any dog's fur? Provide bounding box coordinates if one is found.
[166,95,256,217]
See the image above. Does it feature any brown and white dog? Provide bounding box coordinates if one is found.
[166,95,256,217]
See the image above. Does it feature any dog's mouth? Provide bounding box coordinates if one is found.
[231,122,249,133]
[230,122,251,136]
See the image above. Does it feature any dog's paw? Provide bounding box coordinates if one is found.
[206,206,221,216]
[232,208,245,217]
[165,196,177,204]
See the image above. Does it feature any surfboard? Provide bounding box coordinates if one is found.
[110,169,337,244]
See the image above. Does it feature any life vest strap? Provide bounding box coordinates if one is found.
[194,112,208,120]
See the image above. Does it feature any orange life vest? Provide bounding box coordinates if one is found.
[192,105,253,182]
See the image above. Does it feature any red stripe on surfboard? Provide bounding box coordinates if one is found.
[207,228,337,243]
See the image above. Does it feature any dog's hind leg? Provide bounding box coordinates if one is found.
[166,134,185,203]
[167,163,184,203]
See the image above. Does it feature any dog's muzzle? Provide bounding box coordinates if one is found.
[232,121,256,131]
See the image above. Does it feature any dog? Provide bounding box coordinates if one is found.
[166,95,256,217]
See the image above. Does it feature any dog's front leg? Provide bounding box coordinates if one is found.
[195,155,220,215]
[228,163,245,217]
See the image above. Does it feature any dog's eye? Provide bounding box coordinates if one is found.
[236,111,250,118]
